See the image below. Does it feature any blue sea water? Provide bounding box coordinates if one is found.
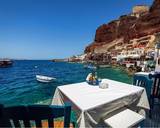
[0,60,132,106]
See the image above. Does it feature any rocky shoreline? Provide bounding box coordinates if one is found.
[67,0,160,76]
[51,0,160,77]
[83,0,160,67]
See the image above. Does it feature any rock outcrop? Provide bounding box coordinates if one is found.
[85,0,160,55]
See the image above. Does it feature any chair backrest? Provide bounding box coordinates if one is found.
[133,75,152,97]
[0,104,11,127]
[149,73,160,98]
[0,104,71,128]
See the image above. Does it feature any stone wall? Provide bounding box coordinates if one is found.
[132,5,149,14]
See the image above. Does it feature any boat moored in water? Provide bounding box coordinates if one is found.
[99,65,111,68]
[0,59,13,68]
[36,75,56,83]
[84,64,97,70]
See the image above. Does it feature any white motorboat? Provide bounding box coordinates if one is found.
[36,75,56,83]
[84,64,97,70]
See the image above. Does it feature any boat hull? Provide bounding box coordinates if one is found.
[36,78,54,83]
[0,60,13,68]
[36,75,56,83]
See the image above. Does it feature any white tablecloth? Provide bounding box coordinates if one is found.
[52,79,150,128]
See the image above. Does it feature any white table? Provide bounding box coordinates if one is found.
[52,79,150,128]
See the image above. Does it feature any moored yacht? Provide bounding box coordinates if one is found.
[0,59,13,68]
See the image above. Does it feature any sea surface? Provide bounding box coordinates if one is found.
[0,60,132,106]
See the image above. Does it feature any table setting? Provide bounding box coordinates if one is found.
[52,77,149,127]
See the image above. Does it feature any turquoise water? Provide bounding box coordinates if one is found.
[0,60,132,106]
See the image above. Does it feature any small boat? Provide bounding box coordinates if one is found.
[88,65,97,69]
[84,64,97,70]
[99,65,111,68]
[36,75,56,83]
[0,59,13,68]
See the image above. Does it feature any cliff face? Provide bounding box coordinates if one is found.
[85,0,160,53]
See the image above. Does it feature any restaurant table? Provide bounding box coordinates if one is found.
[52,79,150,128]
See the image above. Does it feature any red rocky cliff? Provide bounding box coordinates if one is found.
[85,0,160,53]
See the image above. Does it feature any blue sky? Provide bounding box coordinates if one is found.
[0,0,153,59]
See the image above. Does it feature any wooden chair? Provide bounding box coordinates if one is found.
[133,75,152,97]
[0,104,71,128]
[104,108,145,128]
[148,73,160,118]
[133,74,154,118]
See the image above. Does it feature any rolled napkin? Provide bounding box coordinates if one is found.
[99,82,109,89]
